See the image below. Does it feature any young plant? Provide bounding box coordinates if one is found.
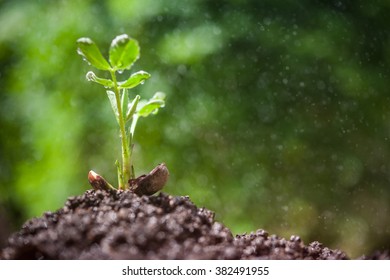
[77,34,167,192]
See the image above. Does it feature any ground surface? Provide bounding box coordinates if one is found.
[0,190,388,260]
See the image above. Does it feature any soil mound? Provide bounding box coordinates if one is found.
[1,190,388,260]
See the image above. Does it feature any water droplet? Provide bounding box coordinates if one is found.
[86,71,96,81]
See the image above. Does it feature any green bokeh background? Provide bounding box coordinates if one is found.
[0,0,389,257]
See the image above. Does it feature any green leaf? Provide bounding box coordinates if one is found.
[137,92,166,117]
[118,71,151,89]
[109,34,140,71]
[152,91,166,101]
[126,95,140,122]
[137,100,165,117]
[77,37,111,71]
[86,71,114,88]
[129,114,139,139]
[106,90,120,124]
[121,89,129,122]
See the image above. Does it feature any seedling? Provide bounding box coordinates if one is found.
[77,34,168,193]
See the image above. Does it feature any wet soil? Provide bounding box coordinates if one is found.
[0,190,388,260]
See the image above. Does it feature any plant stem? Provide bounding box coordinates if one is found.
[110,70,132,190]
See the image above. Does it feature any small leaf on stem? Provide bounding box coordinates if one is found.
[126,95,140,122]
[121,89,129,121]
[109,34,140,71]
[86,71,114,88]
[77,38,111,71]
[106,90,120,124]
[118,71,151,89]
[137,92,166,117]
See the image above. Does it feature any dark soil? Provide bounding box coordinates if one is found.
[0,190,388,260]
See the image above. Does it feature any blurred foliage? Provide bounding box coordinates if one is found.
[0,0,389,257]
